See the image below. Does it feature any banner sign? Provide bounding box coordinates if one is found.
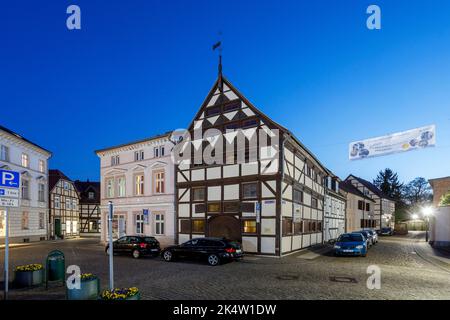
[349,125,436,160]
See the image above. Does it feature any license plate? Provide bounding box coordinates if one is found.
[343,250,353,253]
[151,249,159,252]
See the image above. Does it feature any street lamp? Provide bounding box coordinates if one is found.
[422,206,433,242]
[411,214,419,220]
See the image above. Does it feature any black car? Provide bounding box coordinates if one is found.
[105,235,161,259]
[161,237,243,266]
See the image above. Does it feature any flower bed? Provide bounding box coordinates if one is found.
[100,287,140,300]
[67,273,100,300]
[14,264,44,288]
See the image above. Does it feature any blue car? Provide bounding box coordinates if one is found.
[333,233,368,257]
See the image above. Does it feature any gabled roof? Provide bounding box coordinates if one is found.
[345,174,394,201]
[49,169,72,191]
[0,125,52,155]
[74,180,100,203]
[189,75,329,172]
[340,180,375,202]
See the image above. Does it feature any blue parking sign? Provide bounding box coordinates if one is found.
[0,169,20,189]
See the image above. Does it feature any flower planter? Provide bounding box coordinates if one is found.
[67,278,100,300]
[15,269,44,288]
[125,292,140,300]
[100,287,141,300]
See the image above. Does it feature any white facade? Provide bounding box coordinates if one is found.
[96,134,175,246]
[323,178,346,242]
[0,127,51,243]
[430,206,450,247]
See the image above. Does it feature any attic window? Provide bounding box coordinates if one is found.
[88,192,95,199]
[205,106,220,117]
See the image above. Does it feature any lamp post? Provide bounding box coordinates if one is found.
[422,206,433,243]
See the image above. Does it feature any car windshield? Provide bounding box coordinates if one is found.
[227,241,241,249]
[338,234,363,242]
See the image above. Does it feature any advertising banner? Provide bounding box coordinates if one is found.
[349,125,436,160]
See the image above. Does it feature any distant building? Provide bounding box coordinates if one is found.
[340,180,376,233]
[48,170,80,239]
[0,125,52,244]
[323,175,346,242]
[74,180,101,236]
[429,176,450,206]
[95,133,175,247]
[345,175,395,229]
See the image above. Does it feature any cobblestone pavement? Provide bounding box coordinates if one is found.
[1,231,450,300]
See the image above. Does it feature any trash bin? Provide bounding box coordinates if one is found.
[46,250,65,287]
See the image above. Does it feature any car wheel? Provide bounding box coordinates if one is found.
[207,254,220,266]
[132,249,140,259]
[162,250,173,262]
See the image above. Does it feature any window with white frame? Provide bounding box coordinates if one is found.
[72,199,77,211]
[117,176,126,197]
[63,181,69,190]
[21,153,29,168]
[135,214,144,234]
[39,160,45,173]
[54,196,60,208]
[21,179,29,199]
[135,174,144,195]
[39,212,45,229]
[0,145,9,161]
[38,183,45,202]
[66,198,71,210]
[106,178,114,198]
[154,171,165,194]
[111,155,120,166]
[154,147,159,158]
[134,150,144,162]
[155,213,164,235]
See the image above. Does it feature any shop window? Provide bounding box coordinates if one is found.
[243,220,257,233]
[294,221,303,234]
[282,218,293,236]
[192,220,205,233]
[224,202,240,213]
[207,203,221,213]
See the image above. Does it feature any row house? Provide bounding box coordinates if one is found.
[340,180,375,233]
[95,133,175,246]
[48,170,80,239]
[74,180,101,235]
[323,175,346,242]
[345,175,395,229]
[0,125,52,243]
[174,73,330,256]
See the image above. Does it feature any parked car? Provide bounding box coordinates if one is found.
[333,233,368,257]
[161,237,243,266]
[380,227,394,236]
[355,230,374,247]
[364,229,378,244]
[105,235,161,259]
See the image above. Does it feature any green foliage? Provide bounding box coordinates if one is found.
[373,168,403,201]
[440,193,450,206]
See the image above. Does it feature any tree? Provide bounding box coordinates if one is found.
[373,168,403,201]
[440,193,450,206]
[403,177,433,205]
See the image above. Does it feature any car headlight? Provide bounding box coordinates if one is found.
[356,245,364,249]
[334,245,341,249]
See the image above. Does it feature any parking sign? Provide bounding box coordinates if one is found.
[0,169,20,189]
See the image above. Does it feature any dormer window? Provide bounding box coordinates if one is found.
[88,192,95,199]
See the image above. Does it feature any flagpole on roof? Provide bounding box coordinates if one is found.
[212,37,223,92]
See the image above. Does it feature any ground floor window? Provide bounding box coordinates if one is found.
[243,220,257,233]
[294,220,303,234]
[192,219,205,233]
[135,214,144,234]
[39,212,45,229]
[179,219,191,233]
[360,219,375,228]
[282,218,293,236]
[21,212,29,230]
[155,213,164,235]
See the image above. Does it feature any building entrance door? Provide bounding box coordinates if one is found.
[207,216,241,242]
[54,218,62,238]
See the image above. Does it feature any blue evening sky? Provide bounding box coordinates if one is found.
[1,0,449,184]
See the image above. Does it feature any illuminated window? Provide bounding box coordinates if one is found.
[192,220,205,233]
[106,178,114,198]
[154,171,165,194]
[117,177,126,197]
[207,203,221,213]
[243,220,257,233]
[21,153,29,168]
[135,174,144,195]
[39,160,45,173]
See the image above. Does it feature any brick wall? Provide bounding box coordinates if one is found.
[430,178,450,207]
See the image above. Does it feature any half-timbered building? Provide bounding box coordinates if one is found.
[48,169,80,239]
[74,180,101,236]
[323,175,346,242]
[175,72,329,256]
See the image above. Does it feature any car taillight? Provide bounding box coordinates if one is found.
[139,243,147,249]
[225,248,236,253]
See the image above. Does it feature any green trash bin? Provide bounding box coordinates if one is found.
[46,250,65,288]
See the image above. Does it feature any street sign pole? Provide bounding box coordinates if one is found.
[108,201,114,290]
[4,207,8,300]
